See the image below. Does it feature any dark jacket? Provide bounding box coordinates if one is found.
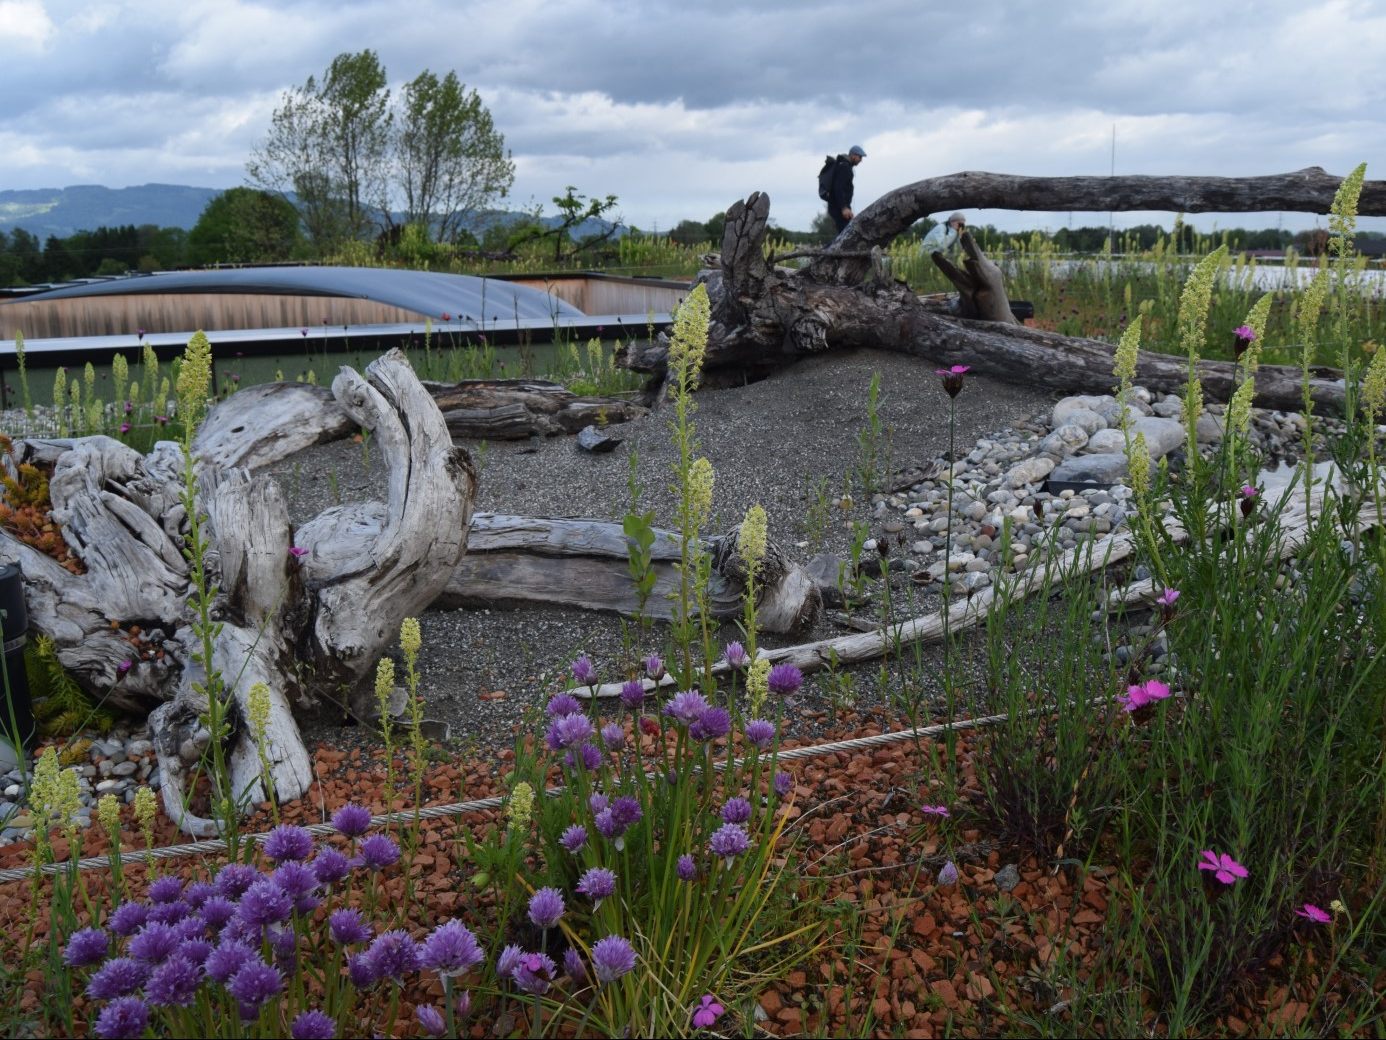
[826,155,854,215]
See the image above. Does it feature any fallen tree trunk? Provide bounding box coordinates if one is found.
[442,513,820,635]
[1,349,476,835]
[623,168,1385,415]
[428,379,648,439]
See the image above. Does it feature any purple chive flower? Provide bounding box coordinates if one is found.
[237,879,293,929]
[565,742,604,771]
[200,896,236,930]
[547,693,583,717]
[264,824,314,863]
[220,916,260,948]
[93,996,150,1040]
[1121,678,1172,713]
[147,900,192,925]
[594,807,621,840]
[722,641,750,668]
[171,916,207,942]
[496,944,524,979]
[145,956,204,1007]
[513,951,557,995]
[148,875,184,903]
[773,771,794,797]
[528,887,565,929]
[215,863,259,900]
[721,797,752,825]
[691,706,731,741]
[708,823,751,862]
[108,902,148,936]
[564,947,587,984]
[416,1005,447,1037]
[1295,903,1332,923]
[176,938,213,966]
[744,719,776,749]
[330,803,373,838]
[328,908,373,946]
[665,689,710,725]
[676,853,698,880]
[546,712,596,750]
[591,935,637,984]
[938,860,960,885]
[589,792,610,814]
[311,847,351,886]
[455,990,472,1019]
[128,921,181,964]
[227,959,284,1010]
[63,928,110,967]
[205,941,256,984]
[347,952,377,989]
[692,994,725,1029]
[357,834,400,870]
[611,796,643,829]
[290,1009,337,1039]
[560,824,588,853]
[1198,849,1249,885]
[577,867,617,906]
[421,919,484,977]
[571,655,598,686]
[601,722,626,750]
[86,958,151,999]
[620,679,646,710]
[366,930,422,983]
[182,882,215,909]
[767,663,803,696]
[936,364,970,398]
[269,924,298,962]
[643,653,664,678]
[922,804,950,817]
[272,862,322,913]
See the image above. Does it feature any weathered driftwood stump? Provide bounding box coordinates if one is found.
[623,168,1386,415]
[0,350,476,836]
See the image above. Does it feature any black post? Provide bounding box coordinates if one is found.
[0,561,35,760]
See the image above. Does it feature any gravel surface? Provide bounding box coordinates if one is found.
[261,349,1061,754]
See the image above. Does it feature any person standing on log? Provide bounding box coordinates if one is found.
[826,145,866,234]
[921,212,967,255]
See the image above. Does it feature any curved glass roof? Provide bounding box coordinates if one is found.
[14,266,583,321]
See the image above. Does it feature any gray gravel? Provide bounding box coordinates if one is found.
[263,349,1061,752]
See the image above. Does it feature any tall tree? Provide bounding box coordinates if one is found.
[396,70,514,242]
[247,50,392,248]
[188,188,304,265]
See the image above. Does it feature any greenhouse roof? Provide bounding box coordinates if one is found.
[9,266,583,322]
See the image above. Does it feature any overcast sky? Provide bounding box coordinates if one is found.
[2,0,1384,235]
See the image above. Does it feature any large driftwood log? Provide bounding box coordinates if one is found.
[1,350,476,836]
[624,169,1386,414]
[441,514,820,635]
[428,379,648,439]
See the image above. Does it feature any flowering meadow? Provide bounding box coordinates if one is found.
[0,169,1384,1038]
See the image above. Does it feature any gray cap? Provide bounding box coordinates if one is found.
[849,145,867,157]
[947,212,966,224]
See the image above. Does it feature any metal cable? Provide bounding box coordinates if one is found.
[0,709,1032,884]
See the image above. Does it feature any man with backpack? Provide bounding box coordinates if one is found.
[819,145,866,235]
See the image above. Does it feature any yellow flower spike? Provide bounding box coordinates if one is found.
[97,793,122,838]
[1328,162,1367,260]
[247,682,271,737]
[737,505,768,579]
[374,657,396,705]
[1127,432,1151,503]
[747,657,771,716]
[1362,347,1386,422]
[134,785,158,857]
[1113,318,1141,390]
[668,283,711,389]
[176,331,213,434]
[507,781,535,831]
[399,617,422,658]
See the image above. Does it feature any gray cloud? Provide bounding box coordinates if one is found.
[1,0,1382,233]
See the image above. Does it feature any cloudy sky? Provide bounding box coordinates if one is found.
[2,0,1384,235]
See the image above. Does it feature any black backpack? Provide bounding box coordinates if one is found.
[817,155,840,202]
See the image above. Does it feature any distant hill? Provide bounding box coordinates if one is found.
[0,183,621,242]
[0,184,223,239]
